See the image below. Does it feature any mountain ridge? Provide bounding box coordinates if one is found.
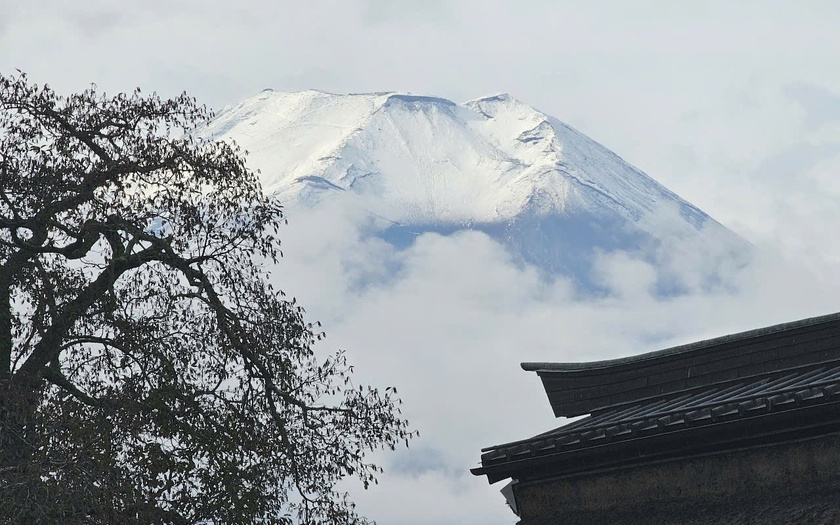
[201,89,748,290]
[205,90,711,224]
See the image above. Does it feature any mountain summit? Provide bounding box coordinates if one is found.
[202,90,748,291]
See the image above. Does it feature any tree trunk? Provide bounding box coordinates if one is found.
[1,377,43,473]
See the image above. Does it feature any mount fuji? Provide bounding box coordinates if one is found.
[201,89,749,293]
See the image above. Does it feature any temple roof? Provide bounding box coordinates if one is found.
[473,312,840,484]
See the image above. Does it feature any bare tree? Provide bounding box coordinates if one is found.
[0,72,412,525]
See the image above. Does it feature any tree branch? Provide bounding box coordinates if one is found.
[41,366,106,408]
[14,246,161,384]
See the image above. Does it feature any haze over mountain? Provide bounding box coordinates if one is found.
[202,89,747,293]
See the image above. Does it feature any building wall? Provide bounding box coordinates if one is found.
[515,433,840,525]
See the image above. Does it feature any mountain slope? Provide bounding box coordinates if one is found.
[201,90,748,290]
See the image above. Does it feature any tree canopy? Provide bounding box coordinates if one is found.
[0,72,412,524]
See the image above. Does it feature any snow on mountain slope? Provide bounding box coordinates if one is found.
[201,89,748,288]
[204,90,704,224]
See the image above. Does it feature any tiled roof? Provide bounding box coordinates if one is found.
[473,313,840,484]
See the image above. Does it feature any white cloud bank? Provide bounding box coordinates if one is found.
[266,200,840,525]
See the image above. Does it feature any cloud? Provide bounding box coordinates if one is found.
[785,83,840,130]
[361,0,452,26]
[0,1,12,37]
[388,446,460,479]
[267,199,840,525]
[66,6,124,38]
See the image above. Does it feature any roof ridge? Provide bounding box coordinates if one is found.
[522,312,840,373]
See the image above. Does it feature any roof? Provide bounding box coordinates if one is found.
[473,313,840,484]
[527,312,840,417]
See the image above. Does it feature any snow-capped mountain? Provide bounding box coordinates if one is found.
[202,90,748,291]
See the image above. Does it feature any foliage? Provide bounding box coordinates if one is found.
[0,71,412,524]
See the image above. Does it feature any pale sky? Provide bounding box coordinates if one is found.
[3,2,840,524]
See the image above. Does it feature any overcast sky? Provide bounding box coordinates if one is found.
[3,2,840,524]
